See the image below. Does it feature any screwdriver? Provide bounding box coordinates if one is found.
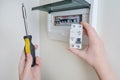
[22,3,36,67]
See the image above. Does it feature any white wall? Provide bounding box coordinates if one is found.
[0,0,40,80]
[97,0,120,79]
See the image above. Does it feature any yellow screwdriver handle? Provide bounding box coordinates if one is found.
[24,38,31,54]
[24,35,36,67]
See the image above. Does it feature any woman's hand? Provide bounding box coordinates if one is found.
[19,45,41,80]
[68,22,117,80]
[68,22,106,68]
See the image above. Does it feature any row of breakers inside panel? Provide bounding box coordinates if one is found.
[54,15,82,26]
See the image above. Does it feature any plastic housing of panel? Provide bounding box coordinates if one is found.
[32,0,90,13]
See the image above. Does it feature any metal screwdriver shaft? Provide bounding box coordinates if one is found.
[22,4,28,36]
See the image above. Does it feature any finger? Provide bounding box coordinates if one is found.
[68,48,87,60]
[81,22,99,44]
[81,22,96,35]
[19,51,25,65]
[19,51,25,75]
[33,56,41,71]
[24,54,32,74]
[34,44,38,49]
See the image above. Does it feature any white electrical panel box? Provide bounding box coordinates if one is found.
[32,0,98,45]
[48,8,89,45]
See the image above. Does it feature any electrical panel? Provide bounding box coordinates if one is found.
[47,8,89,45]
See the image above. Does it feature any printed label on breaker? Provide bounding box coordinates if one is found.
[69,24,83,49]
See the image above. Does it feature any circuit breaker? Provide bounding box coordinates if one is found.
[32,0,97,45]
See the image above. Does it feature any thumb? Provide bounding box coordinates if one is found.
[68,48,87,60]
[24,54,32,74]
